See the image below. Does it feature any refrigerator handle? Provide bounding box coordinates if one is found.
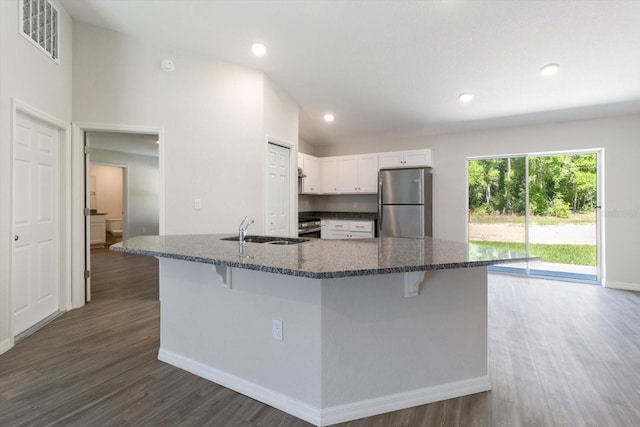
[378,172,383,235]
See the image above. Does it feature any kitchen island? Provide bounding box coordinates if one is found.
[111,235,531,426]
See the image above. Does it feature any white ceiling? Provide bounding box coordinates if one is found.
[61,0,640,145]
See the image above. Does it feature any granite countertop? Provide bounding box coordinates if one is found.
[299,211,378,221]
[110,234,534,279]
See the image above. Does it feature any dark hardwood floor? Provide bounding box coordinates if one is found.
[1,250,640,426]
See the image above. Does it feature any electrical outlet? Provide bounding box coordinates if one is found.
[272,319,283,341]
[194,198,202,209]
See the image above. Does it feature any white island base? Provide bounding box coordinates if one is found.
[158,258,489,426]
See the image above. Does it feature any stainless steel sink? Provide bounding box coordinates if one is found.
[220,235,309,244]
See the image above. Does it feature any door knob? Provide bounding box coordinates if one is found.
[14,235,19,241]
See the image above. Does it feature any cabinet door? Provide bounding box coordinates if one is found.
[320,220,329,238]
[302,154,321,194]
[327,230,352,239]
[378,151,404,168]
[348,231,373,239]
[404,149,432,167]
[357,155,378,193]
[90,217,106,244]
[321,157,338,194]
[337,156,358,193]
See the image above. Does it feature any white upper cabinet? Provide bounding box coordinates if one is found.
[321,157,339,194]
[299,149,431,195]
[337,155,378,194]
[300,153,321,194]
[356,154,378,192]
[378,149,432,169]
[337,156,358,193]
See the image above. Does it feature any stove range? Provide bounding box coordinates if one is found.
[298,217,322,237]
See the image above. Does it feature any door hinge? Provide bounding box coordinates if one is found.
[84,270,91,279]
[84,208,90,216]
[83,145,90,155]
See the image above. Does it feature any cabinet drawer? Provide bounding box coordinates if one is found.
[325,219,374,233]
[346,220,373,232]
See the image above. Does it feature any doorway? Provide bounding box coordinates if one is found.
[71,124,163,306]
[467,150,602,283]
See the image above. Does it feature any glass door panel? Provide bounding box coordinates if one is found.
[526,153,598,281]
[468,157,527,274]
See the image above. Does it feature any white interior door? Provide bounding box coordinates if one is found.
[267,143,290,236]
[13,112,60,335]
[84,138,91,302]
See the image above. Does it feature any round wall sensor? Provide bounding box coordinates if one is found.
[161,59,175,72]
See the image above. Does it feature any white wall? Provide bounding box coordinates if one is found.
[72,22,298,236]
[264,78,299,146]
[90,148,160,238]
[263,76,300,232]
[0,0,73,352]
[90,164,124,220]
[316,114,640,287]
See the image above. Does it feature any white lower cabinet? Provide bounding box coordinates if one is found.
[90,214,107,244]
[322,219,374,239]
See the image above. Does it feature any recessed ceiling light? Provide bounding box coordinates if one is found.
[458,92,474,103]
[540,63,560,76]
[251,43,267,57]
[156,140,160,144]
[323,113,335,123]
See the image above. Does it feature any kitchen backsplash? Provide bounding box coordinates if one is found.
[298,194,315,212]
[299,194,378,213]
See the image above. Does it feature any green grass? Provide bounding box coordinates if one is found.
[470,212,596,225]
[471,241,596,266]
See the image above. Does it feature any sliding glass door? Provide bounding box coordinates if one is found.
[468,151,600,283]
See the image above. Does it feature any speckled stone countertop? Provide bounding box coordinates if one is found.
[299,211,378,221]
[110,234,534,279]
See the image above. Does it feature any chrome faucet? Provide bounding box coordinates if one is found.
[238,216,254,244]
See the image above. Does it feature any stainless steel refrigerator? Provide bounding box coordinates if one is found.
[378,168,432,237]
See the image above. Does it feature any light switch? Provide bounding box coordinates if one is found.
[194,198,202,210]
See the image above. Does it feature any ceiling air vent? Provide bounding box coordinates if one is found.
[20,0,59,63]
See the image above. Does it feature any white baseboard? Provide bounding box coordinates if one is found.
[158,348,322,425]
[320,376,491,426]
[158,348,491,427]
[0,338,12,355]
[604,280,640,292]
